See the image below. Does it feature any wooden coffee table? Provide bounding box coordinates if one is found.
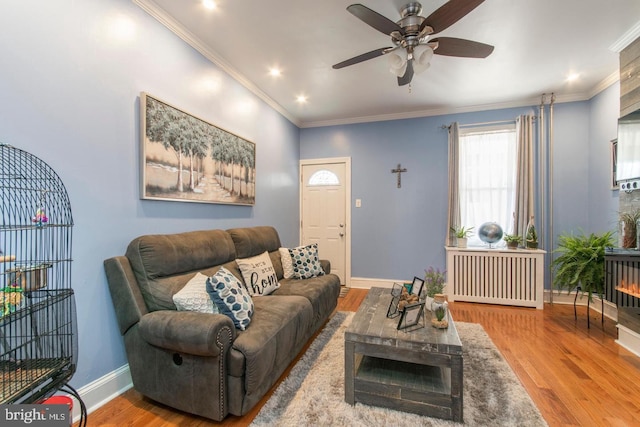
[344,287,463,422]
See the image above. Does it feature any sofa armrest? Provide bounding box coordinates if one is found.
[139,310,236,357]
[320,259,331,275]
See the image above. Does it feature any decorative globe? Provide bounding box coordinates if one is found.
[478,222,504,246]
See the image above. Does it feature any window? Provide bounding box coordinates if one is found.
[308,169,340,186]
[458,125,517,247]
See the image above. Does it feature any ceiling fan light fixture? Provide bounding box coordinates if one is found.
[388,50,408,77]
[412,44,434,74]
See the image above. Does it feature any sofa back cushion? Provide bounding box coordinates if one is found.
[126,229,237,311]
[227,226,281,258]
[228,226,284,279]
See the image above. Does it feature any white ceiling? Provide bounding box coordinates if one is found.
[135,0,640,128]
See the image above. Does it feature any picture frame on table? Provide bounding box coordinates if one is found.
[410,276,425,298]
[391,282,403,297]
[387,293,401,318]
[397,302,425,330]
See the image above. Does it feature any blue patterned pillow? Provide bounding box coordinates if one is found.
[206,267,254,330]
[288,243,325,279]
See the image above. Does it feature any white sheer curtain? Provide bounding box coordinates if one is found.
[514,115,534,239]
[458,126,517,247]
[446,123,460,246]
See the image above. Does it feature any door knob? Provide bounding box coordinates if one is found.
[339,232,344,237]
[339,223,344,228]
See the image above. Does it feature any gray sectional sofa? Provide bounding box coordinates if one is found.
[103,226,341,421]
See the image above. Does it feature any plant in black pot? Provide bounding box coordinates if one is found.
[551,230,614,328]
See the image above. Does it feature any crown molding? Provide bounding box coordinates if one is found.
[609,20,640,52]
[300,93,593,128]
[588,70,620,99]
[133,0,301,127]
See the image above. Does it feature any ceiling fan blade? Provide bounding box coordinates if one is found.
[421,0,485,34]
[347,4,403,36]
[332,47,391,69]
[397,60,414,86]
[431,37,494,58]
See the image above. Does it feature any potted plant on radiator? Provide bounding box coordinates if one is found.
[503,234,522,249]
[551,230,614,328]
[451,225,473,248]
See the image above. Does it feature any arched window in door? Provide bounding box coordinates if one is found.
[308,169,340,186]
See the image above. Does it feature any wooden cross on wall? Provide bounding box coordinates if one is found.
[391,163,407,188]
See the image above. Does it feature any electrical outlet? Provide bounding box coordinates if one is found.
[355,199,362,208]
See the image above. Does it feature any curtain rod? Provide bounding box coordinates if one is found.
[440,116,536,130]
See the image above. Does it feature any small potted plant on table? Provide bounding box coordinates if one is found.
[423,267,446,305]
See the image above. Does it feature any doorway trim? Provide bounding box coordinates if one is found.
[299,157,352,287]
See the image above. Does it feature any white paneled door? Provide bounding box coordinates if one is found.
[300,159,350,286]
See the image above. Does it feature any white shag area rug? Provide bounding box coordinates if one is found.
[251,311,547,427]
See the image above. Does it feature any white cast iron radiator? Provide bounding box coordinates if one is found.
[445,248,546,309]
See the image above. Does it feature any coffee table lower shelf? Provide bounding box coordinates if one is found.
[353,354,454,420]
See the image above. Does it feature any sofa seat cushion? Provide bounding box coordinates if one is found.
[275,275,341,327]
[228,295,313,395]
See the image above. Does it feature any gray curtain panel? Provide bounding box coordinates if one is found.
[446,122,460,247]
[514,115,534,240]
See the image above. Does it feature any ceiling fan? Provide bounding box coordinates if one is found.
[332,0,494,86]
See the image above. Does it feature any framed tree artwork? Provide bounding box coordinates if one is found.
[140,92,256,205]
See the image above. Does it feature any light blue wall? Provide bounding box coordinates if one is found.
[588,82,621,234]
[0,0,299,389]
[301,100,613,282]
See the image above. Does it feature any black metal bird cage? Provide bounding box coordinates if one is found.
[0,143,77,404]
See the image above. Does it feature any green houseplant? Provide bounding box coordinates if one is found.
[619,209,640,248]
[525,217,538,249]
[450,225,473,248]
[551,230,614,327]
[424,267,446,298]
[503,233,522,249]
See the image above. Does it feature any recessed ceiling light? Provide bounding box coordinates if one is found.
[107,14,136,41]
[566,72,580,82]
[269,67,282,77]
[203,0,217,10]
[296,95,308,104]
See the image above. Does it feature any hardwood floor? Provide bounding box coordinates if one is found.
[84,289,640,426]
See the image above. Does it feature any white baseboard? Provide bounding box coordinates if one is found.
[349,277,404,289]
[545,290,618,321]
[617,324,640,357]
[67,364,132,423]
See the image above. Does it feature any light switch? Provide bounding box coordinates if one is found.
[355,199,362,208]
